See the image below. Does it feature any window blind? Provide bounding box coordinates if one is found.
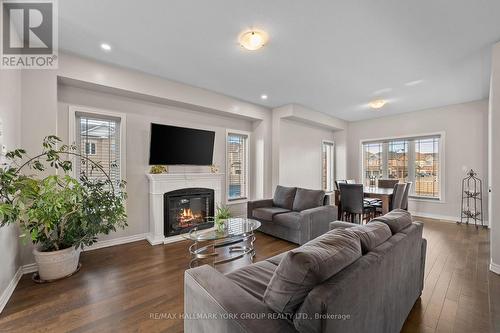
[322,142,334,192]
[75,112,121,187]
[227,133,248,200]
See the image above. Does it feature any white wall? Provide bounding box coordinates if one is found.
[0,69,22,307]
[489,42,500,274]
[57,84,254,238]
[347,100,489,221]
[278,119,334,189]
[271,104,347,192]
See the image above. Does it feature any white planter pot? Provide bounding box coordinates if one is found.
[33,246,81,281]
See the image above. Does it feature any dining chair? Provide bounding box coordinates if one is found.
[402,182,412,210]
[377,179,399,189]
[338,183,375,224]
[335,180,347,190]
[391,183,407,210]
[372,182,407,216]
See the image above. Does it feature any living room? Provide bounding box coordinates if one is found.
[0,1,499,332]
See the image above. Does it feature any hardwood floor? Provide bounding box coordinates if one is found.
[0,218,499,333]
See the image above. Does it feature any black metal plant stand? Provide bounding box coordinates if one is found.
[459,169,485,228]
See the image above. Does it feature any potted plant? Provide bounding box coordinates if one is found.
[0,136,127,281]
[214,205,231,232]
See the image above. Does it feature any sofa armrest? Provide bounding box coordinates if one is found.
[298,205,338,244]
[247,199,273,218]
[329,220,357,230]
[184,265,295,333]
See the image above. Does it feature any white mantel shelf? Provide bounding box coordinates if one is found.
[146,172,223,245]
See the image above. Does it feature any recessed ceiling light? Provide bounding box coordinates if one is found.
[239,30,268,51]
[260,94,268,100]
[369,99,387,109]
[100,43,112,51]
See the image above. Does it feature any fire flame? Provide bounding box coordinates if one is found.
[178,208,202,227]
[181,208,194,219]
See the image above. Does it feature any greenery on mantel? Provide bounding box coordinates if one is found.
[0,135,127,252]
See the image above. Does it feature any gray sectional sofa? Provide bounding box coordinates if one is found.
[184,210,427,333]
[247,185,337,245]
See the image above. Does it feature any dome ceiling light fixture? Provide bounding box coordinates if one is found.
[369,99,388,109]
[239,29,268,51]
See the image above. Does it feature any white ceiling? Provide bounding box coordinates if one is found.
[59,0,500,121]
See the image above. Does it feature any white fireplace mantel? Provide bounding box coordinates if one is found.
[146,172,223,245]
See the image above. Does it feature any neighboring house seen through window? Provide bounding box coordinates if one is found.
[226,131,249,201]
[362,134,442,199]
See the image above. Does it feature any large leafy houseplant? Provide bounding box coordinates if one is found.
[0,136,127,279]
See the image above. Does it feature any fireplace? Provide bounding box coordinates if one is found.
[164,188,214,237]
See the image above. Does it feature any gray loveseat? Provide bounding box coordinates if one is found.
[184,210,427,333]
[247,185,337,245]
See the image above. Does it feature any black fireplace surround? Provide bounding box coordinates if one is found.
[164,188,214,237]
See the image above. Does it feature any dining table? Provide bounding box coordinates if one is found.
[334,186,394,217]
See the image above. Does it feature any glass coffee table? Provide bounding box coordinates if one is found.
[182,217,261,268]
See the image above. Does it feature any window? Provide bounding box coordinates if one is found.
[226,131,249,201]
[321,141,335,192]
[85,142,96,155]
[70,107,126,190]
[362,134,442,199]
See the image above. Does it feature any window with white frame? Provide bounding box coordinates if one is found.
[85,142,96,155]
[72,109,125,189]
[227,131,249,201]
[321,141,335,192]
[362,134,442,199]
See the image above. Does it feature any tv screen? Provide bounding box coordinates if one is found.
[149,123,215,165]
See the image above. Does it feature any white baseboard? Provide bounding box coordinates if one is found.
[491,260,500,275]
[410,211,489,227]
[22,263,38,274]
[0,267,22,314]
[84,233,147,251]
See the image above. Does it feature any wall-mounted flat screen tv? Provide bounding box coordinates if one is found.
[149,123,215,165]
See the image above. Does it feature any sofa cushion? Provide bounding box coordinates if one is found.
[350,222,392,254]
[263,228,362,314]
[273,185,297,210]
[253,207,290,222]
[273,211,302,230]
[292,188,325,212]
[226,260,278,301]
[266,252,287,266]
[370,209,412,234]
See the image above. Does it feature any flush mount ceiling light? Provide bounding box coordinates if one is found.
[260,94,268,100]
[239,30,268,51]
[369,99,387,109]
[100,43,112,51]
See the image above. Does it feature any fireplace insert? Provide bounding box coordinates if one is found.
[164,188,214,237]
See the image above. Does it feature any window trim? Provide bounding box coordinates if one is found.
[225,129,251,205]
[359,131,445,202]
[68,105,127,183]
[321,140,335,193]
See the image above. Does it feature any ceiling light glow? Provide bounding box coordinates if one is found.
[239,30,268,51]
[405,79,424,87]
[100,43,112,51]
[369,99,387,109]
[260,94,268,100]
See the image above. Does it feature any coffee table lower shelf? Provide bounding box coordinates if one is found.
[187,231,256,268]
